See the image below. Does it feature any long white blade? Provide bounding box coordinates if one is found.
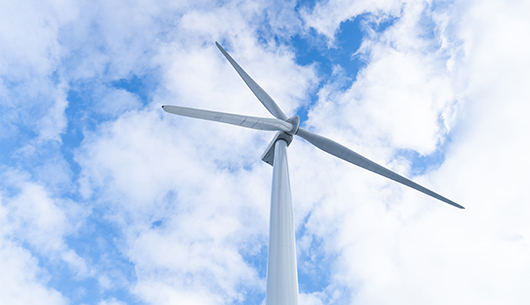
[162,105,293,132]
[215,42,288,121]
[296,128,464,209]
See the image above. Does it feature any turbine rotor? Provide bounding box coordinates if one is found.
[161,42,464,210]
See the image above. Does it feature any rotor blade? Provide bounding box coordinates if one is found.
[162,105,293,132]
[296,128,464,209]
[215,42,288,121]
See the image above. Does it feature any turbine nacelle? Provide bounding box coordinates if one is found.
[260,115,300,166]
[261,131,293,166]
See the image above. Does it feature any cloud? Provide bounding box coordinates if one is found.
[306,1,458,156]
[300,0,405,44]
[75,106,272,304]
[99,297,127,305]
[294,0,530,304]
[70,4,319,302]
[2,0,530,304]
[0,169,90,273]
[95,88,143,117]
[0,0,70,143]
[0,169,89,304]
[0,238,68,305]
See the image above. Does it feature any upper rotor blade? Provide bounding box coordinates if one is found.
[162,105,293,132]
[296,128,464,209]
[215,42,288,121]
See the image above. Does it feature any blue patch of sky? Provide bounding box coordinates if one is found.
[10,214,139,305]
[151,219,163,228]
[395,131,453,176]
[238,243,267,305]
[283,9,400,122]
[46,266,142,305]
[53,210,142,304]
[250,6,368,123]
[294,0,319,12]
[61,73,155,182]
[213,158,256,173]
[295,212,333,294]
[287,17,365,124]
[238,290,265,305]
[431,0,456,16]
[367,13,399,32]
[111,74,153,103]
[0,137,76,198]
[61,91,85,177]
[0,126,35,168]
[242,9,398,125]
[241,242,268,279]
[61,87,95,182]
[0,78,58,168]
[297,237,332,293]
[416,7,444,52]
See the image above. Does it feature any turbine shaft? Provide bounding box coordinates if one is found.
[296,128,464,209]
[215,42,288,121]
[162,105,293,132]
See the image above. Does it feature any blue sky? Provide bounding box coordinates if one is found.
[2,0,530,304]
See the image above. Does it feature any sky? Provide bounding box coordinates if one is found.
[1,0,530,304]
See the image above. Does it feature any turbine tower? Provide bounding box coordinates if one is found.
[162,42,464,305]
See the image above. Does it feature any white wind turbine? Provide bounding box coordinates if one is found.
[162,42,464,305]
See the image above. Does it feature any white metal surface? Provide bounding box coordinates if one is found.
[261,131,293,166]
[215,42,288,121]
[296,128,464,209]
[266,139,299,305]
[162,105,293,132]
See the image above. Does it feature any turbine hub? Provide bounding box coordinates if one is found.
[286,115,300,135]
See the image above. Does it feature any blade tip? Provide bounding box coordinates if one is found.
[215,41,223,51]
[453,202,465,209]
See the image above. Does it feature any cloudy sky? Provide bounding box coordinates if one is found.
[1,0,530,304]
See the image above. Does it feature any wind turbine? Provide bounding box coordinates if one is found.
[162,42,464,305]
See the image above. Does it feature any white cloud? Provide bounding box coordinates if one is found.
[72,0,530,303]
[95,88,142,117]
[0,0,73,143]
[299,292,325,305]
[0,169,91,277]
[0,172,82,304]
[3,0,530,304]
[7,0,316,303]
[294,0,530,304]
[306,0,457,157]
[75,107,272,304]
[98,297,127,305]
[300,0,405,44]
[71,4,319,301]
[0,238,68,305]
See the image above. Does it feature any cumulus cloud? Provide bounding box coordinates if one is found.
[295,0,530,304]
[300,0,405,44]
[0,169,89,303]
[98,297,127,305]
[2,0,530,304]
[0,238,68,305]
[1,170,89,263]
[0,0,70,143]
